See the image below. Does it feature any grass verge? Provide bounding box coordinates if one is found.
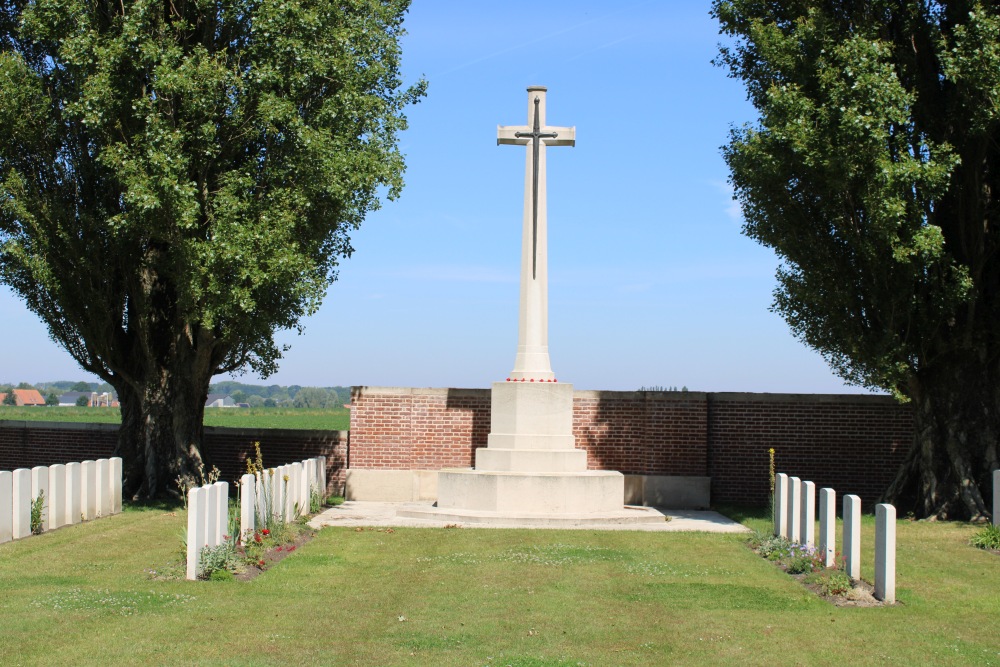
[0,406,349,430]
[0,504,997,665]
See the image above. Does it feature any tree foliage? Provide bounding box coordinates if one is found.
[0,0,424,498]
[714,0,1000,519]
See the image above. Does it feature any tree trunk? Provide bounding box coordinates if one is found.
[883,355,999,521]
[112,331,216,501]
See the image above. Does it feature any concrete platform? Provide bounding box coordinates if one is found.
[397,502,665,527]
[308,501,750,533]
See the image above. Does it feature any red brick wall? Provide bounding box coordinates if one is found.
[348,388,490,470]
[707,394,913,506]
[0,422,348,496]
[2,389,915,507]
[350,387,914,507]
[574,392,709,476]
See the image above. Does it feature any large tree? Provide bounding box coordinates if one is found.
[0,0,424,498]
[714,0,999,519]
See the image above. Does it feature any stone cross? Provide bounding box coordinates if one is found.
[497,86,575,380]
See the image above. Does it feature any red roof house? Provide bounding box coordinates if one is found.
[0,389,46,406]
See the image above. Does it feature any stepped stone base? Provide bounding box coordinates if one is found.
[433,468,626,514]
[396,502,667,527]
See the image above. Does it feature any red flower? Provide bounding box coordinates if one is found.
[255,535,262,543]
[288,546,296,552]
[258,559,265,567]
[261,529,270,536]
[275,546,283,552]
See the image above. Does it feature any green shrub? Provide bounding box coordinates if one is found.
[326,495,345,506]
[199,542,241,579]
[970,524,1000,550]
[310,485,322,514]
[209,568,235,582]
[30,490,46,535]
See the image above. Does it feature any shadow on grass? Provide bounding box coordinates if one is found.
[712,503,769,525]
[123,497,184,513]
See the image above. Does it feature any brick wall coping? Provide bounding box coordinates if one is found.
[0,420,118,432]
[707,392,898,405]
[201,426,349,439]
[0,420,348,440]
[351,386,898,406]
[351,386,489,398]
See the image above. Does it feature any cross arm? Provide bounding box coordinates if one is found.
[544,125,576,147]
[497,125,530,145]
[497,124,577,147]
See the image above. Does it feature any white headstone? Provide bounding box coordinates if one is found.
[0,470,12,543]
[295,461,309,516]
[66,462,81,525]
[186,486,207,580]
[874,503,896,603]
[800,480,816,547]
[280,465,292,521]
[215,481,229,543]
[270,468,281,522]
[993,469,999,527]
[774,473,788,538]
[110,457,123,514]
[12,468,31,539]
[240,474,255,539]
[286,464,296,521]
[205,483,219,548]
[30,466,49,532]
[787,477,802,543]
[819,488,836,568]
[843,494,862,580]
[96,458,111,518]
[81,460,97,520]
[317,455,327,496]
[47,464,66,529]
[255,473,267,525]
[305,459,316,511]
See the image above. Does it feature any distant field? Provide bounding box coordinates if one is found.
[0,406,349,431]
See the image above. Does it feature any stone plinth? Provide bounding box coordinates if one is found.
[436,468,623,515]
[477,382,585,472]
[404,381,648,526]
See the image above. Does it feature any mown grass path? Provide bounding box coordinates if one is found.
[0,505,997,665]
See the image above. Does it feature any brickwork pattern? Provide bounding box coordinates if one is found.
[1,390,915,507]
[349,388,490,470]
[350,387,914,506]
[707,395,913,506]
[0,422,348,496]
[573,393,708,475]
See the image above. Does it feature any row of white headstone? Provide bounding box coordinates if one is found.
[0,458,124,544]
[237,456,327,538]
[185,456,327,580]
[774,472,896,603]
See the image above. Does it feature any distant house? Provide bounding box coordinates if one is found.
[58,391,91,407]
[0,389,47,406]
[57,391,118,407]
[205,394,237,408]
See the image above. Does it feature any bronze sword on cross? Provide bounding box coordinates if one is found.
[515,96,558,279]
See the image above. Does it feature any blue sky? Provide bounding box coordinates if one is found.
[0,1,878,394]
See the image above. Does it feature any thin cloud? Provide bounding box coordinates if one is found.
[710,179,743,223]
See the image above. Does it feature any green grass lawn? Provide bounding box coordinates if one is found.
[1,505,997,666]
[0,406,350,431]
